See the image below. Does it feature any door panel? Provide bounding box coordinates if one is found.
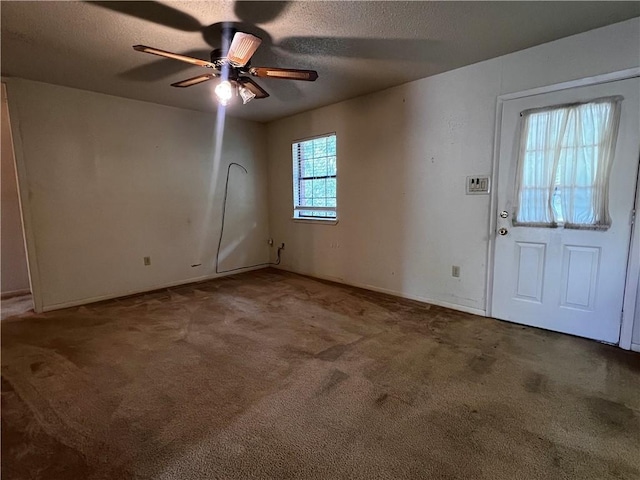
[491,77,639,343]
[559,245,599,310]
[514,242,545,303]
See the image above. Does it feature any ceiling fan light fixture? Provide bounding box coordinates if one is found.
[239,85,256,104]
[215,80,233,106]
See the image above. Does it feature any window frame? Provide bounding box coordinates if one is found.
[291,132,338,224]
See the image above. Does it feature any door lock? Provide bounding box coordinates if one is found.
[498,227,508,236]
[500,211,509,218]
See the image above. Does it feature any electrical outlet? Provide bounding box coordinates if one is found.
[452,265,460,277]
[144,256,151,266]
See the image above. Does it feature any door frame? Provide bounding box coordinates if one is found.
[1,82,33,301]
[2,80,45,313]
[485,67,640,349]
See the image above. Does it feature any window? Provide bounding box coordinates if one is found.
[292,133,337,220]
[514,96,622,230]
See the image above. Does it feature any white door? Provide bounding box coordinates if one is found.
[491,77,639,343]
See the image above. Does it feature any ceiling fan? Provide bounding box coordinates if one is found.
[133,28,318,106]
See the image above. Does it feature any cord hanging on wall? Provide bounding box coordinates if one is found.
[215,162,283,273]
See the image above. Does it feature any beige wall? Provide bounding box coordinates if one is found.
[1,83,30,295]
[266,19,640,315]
[6,79,270,311]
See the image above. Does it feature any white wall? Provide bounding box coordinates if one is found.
[1,84,30,295]
[266,18,640,315]
[6,78,270,311]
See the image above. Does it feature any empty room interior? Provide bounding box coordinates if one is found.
[2,1,640,479]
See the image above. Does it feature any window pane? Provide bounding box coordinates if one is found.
[575,146,595,186]
[299,197,313,207]
[327,136,336,156]
[302,141,313,158]
[314,157,327,177]
[312,179,326,198]
[300,179,313,198]
[326,178,337,198]
[313,138,327,157]
[515,97,619,229]
[572,187,593,223]
[551,188,563,223]
[327,156,337,176]
[301,159,314,177]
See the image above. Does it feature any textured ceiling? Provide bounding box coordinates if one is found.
[2,1,639,123]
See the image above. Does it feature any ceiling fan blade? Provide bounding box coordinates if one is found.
[249,67,318,81]
[133,45,216,68]
[171,73,219,88]
[120,49,211,82]
[239,77,270,99]
[226,32,262,67]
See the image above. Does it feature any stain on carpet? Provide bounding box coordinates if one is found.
[585,396,639,432]
[523,372,548,394]
[315,338,362,362]
[375,392,389,405]
[467,353,497,374]
[318,368,349,395]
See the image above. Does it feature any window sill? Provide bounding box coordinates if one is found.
[292,217,339,225]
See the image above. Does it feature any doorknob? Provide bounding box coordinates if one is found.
[498,227,508,236]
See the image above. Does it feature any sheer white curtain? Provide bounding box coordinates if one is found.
[514,96,622,230]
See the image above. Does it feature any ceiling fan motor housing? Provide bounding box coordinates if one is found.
[210,48,226,63]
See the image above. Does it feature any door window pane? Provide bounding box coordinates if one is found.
[514,96,622,230]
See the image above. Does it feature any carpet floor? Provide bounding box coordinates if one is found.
[1,268,639,479]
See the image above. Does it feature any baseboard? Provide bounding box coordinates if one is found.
[1,289,31,300]
[41,265,268,312]
[274,266,486,317]
[631,343,640,353]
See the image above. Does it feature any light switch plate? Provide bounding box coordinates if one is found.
[466,175,490,195]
